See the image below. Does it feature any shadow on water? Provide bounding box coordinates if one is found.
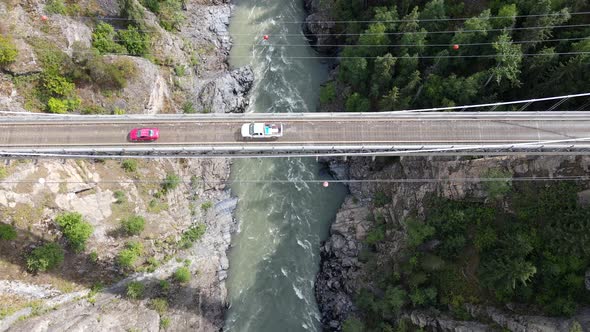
[0,222,223,326]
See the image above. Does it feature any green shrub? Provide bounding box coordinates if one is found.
[45,0,66,14]
[117,241,143,269]
[120,215,146,236]
[160,316,171,329]
[373,191,389,207]
[159,279,171,293]
[155,0,185,31]
[92,22,126,54]
[365,224,385,245]
[0,224,17,240]
[142,0,160,13]
[47,98,68,114]
[173,266,191,283]
[178,224,206,249]
[87,57,137,90]
[406,218,435,247]
[126,281,144,299]
[182,101,195,113]
[80,104,107,114]
[118,26,149,56]
[174,65,186,76]
[121,159,138,172]
[55,212,93,252]
[88,251,99,263]
[26,242,64,272]
[345,92,370,112]
[201,201,213,212]
[150,298,168,315]
[0,167,7,179]
[162,173,180,192]
[319,82,336,105]
[0,35,18,66]
[342,317,365,332]
[42,72,75,97]
[114,190,126,204]
[113,107,126,115]
[483,169,512,199]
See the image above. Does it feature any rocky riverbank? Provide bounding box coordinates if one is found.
[0,1,251,331]
[315,155,590,331]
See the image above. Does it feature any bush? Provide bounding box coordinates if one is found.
[120,215,146,236]
[162,173,180,192]
[122,159,138,172]
[201,201,213,212]
[126,281,144,299]
[45,0,66,14]
[0,167,7,179]
[159,279,171,293]
[92,22,126,54]
[87,57,137,90]
[0,224,17,240]
[406,218,435,247]
[373,191,389,207]
[150,298,168,315]
[118,25,149,56]
[55,212,93,252]
[160,317,171,329]
[342,317,365,332]
[42,72,75,97]
[483,169,512,199]
[117,241,143,269]
[88,251,99,263]
[26,242,64,272]
[182,101,195,113]
[345,92,370,112]
[174,65,186,76]
[173,266,191,283]
[0,35,18,66]
[178,224,206,249]
[114,190,126,204]
[319,82,336,105]
[47,98,68,114]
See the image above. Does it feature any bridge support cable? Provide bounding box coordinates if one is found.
[2,93,590,117]
[545,97,570,112]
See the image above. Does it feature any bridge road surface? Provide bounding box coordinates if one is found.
[1,112,590,156]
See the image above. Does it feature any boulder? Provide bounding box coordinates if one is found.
[196,66,254,113]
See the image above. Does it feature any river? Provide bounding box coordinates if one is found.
[223,0,348,331]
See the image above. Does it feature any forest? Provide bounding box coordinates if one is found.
[319,0,590,112]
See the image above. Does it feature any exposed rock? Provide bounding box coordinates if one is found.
[5,294,160,332]
[0,76,27,112]
[302,0,342,54]
[406,310,491,332]
[465,304,582,332]
[315,196,370,329]
[586,270,590,291]
[4,39,42,75]
[195,66,254,113]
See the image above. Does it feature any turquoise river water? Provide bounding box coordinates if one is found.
[223,0,348,331]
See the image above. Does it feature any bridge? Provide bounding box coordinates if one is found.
[1,112,590,158]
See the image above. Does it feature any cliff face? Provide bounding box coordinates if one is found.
[0,1,249,331]
[316,155,590,331]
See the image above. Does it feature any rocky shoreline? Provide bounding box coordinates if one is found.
[0,0,252,331]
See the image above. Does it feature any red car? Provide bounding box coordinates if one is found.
[129,128,159,142]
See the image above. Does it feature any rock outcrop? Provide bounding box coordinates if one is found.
[303,0,343,54]
[195,66,254,113]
